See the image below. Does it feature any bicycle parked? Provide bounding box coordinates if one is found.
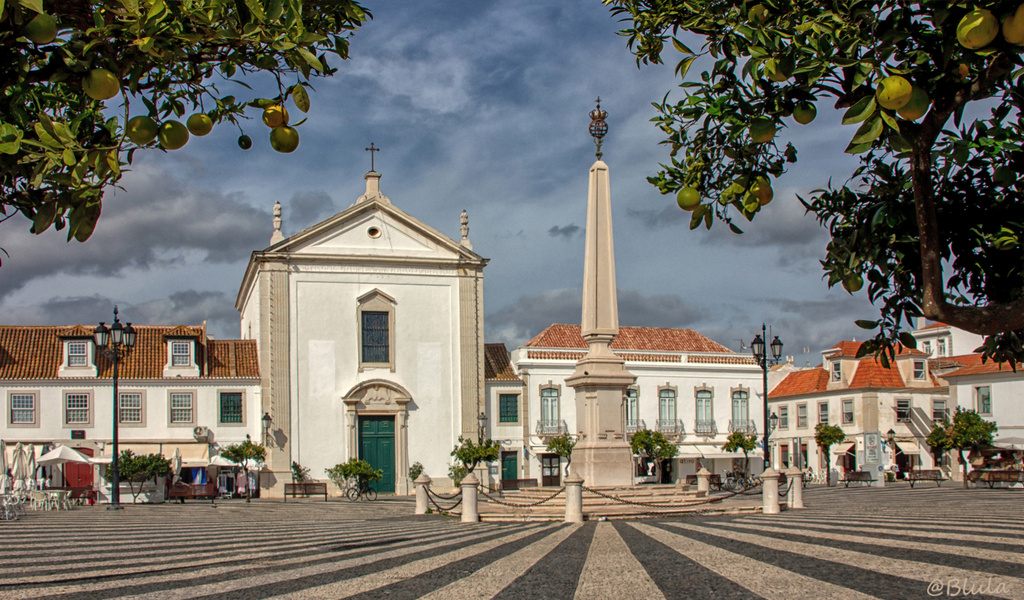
[346,479,377,501]
[722,470,757,491]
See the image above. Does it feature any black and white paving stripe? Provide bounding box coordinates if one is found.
[1,486,1021,599]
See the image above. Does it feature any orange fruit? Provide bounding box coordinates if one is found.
[83,68,120,101]
[896,87,929,120]
[23,12,57,44]
[875,75,912,110]
[126,116,158,145]
[957,9,998,49]
[186,114,213,136]
[238,134,253,150]
[270,126,299,153]
[676,186,700,210]
[262,105,289,128]
[749,118,777,143]
[793,102,816,124]
[157,120,189,150]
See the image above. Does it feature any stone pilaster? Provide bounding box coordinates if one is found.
[458,266,485,440]
[260,261,291,497]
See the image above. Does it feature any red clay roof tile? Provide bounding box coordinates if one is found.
[770,369,830,398]
[847,358,906,388]
[525,324,731,353]
[485,343,520,381]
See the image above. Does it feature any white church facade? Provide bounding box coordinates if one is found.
[236,171,488,496]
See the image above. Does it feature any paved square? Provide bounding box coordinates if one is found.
[1,484,1021,599]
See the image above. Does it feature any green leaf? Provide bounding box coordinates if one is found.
[19,0,43,13]
[841,95,876,125]
[855,319,880,329]
[290,84,310,113]
[879,110,900,134]
[850,115,883,145]
[671,37,694,55]
[898,332,917,349]
[676,56,697,79]
[297,47,324,73]
[244,0,266,21]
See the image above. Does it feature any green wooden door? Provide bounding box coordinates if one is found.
[501,451,518,483]
[359,415,395,493]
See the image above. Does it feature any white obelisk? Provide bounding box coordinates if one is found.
[564,100,636,487]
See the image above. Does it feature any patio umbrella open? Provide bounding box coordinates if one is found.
[26,445,37,489]
[171,447,182,484]
[37,445,93,467]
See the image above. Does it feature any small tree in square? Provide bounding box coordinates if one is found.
[814,424,846,487]
[546,433,578,478]
[721,431,758,477]
[220,439,267,502]
[450,436,500,472]
[928,407,997,489]
[105,450,172,503]
[630,429,679,482]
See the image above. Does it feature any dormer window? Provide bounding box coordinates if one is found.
[831,361,842,382]
[913,360,926,380]
[171,341,191,366]
[67,341,88,366]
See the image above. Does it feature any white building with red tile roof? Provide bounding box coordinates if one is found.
[0,323,260,500]
[769,339,949,481]
[501,323,765,486]
[936,354,1024,451]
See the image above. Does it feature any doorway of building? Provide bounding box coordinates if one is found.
[501,451,518,487]
[359,415,395,493]
[64,447,93,488]
[541,454,560,487]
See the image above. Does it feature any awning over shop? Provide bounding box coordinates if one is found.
[162,443,210,467]
[677,444,763,460]
[834,443,856,454]
[894,440,922,455]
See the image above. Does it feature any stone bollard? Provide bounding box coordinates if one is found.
[785,467,804,509]
[461,472,479,523]
[414,473,432,515]
[564,474,584,524]
[696,467,711,495]
[761,467,780,514]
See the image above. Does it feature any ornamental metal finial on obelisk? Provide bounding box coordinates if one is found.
[564,98,636,487]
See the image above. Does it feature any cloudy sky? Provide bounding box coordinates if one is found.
[0,1,885,366]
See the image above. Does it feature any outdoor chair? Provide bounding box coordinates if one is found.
[29,490,53,511]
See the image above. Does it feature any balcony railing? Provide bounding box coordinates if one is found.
[728,419,757,434]
[625,419,646,434]
[536,419,568,436]
[694,419,717,436]
[656,419,685,436]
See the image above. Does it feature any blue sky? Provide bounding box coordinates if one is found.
[0,1,882,366]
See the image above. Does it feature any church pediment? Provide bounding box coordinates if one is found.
[342,379,412,411]
[270,199,482,264]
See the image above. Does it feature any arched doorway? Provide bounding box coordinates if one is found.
[342,380,412,495]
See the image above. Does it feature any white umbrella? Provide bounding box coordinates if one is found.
[209,455,235,467]
[37,445,93,466]
[26,445,37,489]
[992,436,1024,450]
[0,439,7,493]
[171,447,182,484]
[11,443,27,491]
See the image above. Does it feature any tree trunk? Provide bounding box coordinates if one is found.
[825,449,832,488]
[959,449,968,490]
[742,450,749,477]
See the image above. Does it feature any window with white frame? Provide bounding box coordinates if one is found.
[922,341,932,356]
[842,399,854,424]
[976,386,992,415]
[932,399,947,422]
[625,389,638,425]
[119,392,143,424]
[65,393,90,425]
[797,403,808,429]
[219,392,243,424]
[818,401,829,425]
[695,390,713,423]
[541,387,559,427]
[659,389,677,422]
[831,361,842,382]
[937,339,946,356]
[731,390,748,423]
[896,399,911,422]
[171,341,191,367]
[10,393,36,425]
[170,392,194,424]
[778,405,789,429]
[913,360,926,380]
[67,341,88,366]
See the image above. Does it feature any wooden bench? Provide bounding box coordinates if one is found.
[839,471,873,487]
[907,469,947,488]
[167,482,218,502]
[284,482,328,501]
[968,470,1024,489]
[684,474,723,489]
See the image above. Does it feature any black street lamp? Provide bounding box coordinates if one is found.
[94,307,136,510]
[751,324,783,469]
[477,411,488,441]
[262,412,273,447]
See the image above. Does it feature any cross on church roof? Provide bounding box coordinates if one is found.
[365,142,380,171]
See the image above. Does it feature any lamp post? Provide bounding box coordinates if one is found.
[94,307,136,510]
[751,324,783,469]
[477,411,488,441]
[262,412,273,447]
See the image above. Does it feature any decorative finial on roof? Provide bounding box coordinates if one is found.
[270,200,284,244]
[589,97,608,160]
[460,209,472,250]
